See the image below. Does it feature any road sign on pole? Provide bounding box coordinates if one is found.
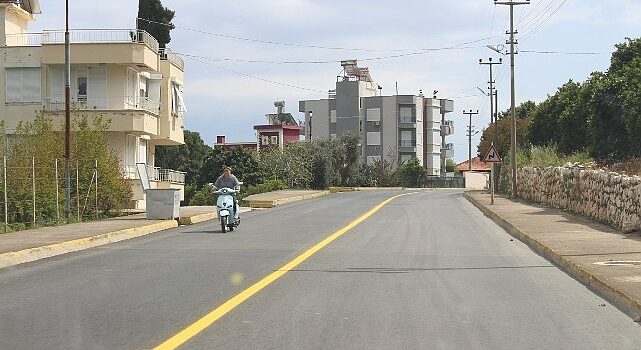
[483,145,502,163]
[483,144,502,205]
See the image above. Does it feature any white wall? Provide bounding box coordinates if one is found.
[465,171,489,190]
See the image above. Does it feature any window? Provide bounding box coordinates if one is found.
[76,68,87,101]
[171,82,186,115]
[330,110,336,123]
[366,132,381,146]
[367,156,381,166]
[366,108,380,122]
[400,107,413,118]
[6,67,41,103]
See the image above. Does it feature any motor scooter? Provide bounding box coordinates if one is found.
[214,187,240,233]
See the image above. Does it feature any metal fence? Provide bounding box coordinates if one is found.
[0,157,100,233]
[421,176,466,188]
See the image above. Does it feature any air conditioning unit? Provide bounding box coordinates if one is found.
[372,121,380,126]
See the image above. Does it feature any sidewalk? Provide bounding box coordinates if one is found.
[243,189,329,208]
[0,189,332,270]
[465,191,641,322]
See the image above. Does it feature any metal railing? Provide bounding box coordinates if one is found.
[122,165,185,184]
[4,33,43,46]
[5,29,160,53]
[43,96,160,115]
[160,48,185,70]
[399,116,416,124]
[399,140,416,147]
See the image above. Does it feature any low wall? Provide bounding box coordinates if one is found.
[515,164,641,232]
[465,171,489,190]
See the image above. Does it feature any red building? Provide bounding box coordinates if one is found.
[215,101,304,152]
[254,124,304,151]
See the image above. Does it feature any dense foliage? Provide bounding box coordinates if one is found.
[137,0,175,48]
[479,37,641,165]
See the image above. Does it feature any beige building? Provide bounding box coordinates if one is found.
[0,1,186,209]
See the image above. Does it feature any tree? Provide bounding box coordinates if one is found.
[394,159,428,187]
[137,0,175,48]
[478,101,534,160]
[155,130,211,186]
[198,146,264,188]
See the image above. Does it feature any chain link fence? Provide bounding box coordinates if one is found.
[0,157,99,232]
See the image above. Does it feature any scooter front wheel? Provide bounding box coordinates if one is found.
[220,216,227,233]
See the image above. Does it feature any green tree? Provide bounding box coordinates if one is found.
[137,0,175,48]
[198,146,264,188]
[478,101,534,160]
[155,130,211,186]
[394,159,428,187]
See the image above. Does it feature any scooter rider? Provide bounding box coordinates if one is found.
[213,166,240,218]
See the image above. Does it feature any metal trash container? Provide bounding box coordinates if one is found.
[146,189,181,220]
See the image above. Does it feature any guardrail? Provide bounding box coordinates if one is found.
[399,140,416,147]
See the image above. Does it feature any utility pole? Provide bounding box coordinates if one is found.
[463,110,479,172]
[494,0,529,198]
[64,0,71,220]
[479,58,502,134]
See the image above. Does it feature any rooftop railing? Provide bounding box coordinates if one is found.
[5,29,160,53]
[160,48,184,70]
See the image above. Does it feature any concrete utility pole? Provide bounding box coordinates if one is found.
[64,0,71,220]
[494,0,529,198]
[463,110,479,172]
[479,58,502,133]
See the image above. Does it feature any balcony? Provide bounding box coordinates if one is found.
[160,48,184,70]
[43,96,160,115]
[399,140,416,153]
[398,115,416,128]
[43,96,160,135]
[123,165,186,185]
[6,29,159,51]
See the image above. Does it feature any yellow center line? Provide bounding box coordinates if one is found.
[152,191,418,350]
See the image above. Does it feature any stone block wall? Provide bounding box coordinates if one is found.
[514,164,641,233]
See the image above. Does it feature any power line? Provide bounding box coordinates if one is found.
[137,17,498,53]
[520,0,569,41]
[183,56,325,93]
[520,49,608,55]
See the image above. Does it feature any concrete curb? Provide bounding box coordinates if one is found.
[178,213,216,226]
[248,191,330,208]
[0,220,178,270]
[464,192,641,322]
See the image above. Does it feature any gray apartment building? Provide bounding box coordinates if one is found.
[299,60,454,175]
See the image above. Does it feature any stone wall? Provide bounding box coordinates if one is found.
[514,164,641,233]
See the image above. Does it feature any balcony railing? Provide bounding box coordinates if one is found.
[160,48,184,70]
[5,29,160,53]
[122,165,186,184]
[399,116,416,124]
[43,96,160,115]
[399,140,416,147]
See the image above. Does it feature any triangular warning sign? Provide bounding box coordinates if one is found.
[483,145,502,163]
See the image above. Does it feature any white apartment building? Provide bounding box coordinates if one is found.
[299,60,453,175]
[0,1,186,209]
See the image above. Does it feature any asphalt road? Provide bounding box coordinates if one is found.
[0,190,639,349]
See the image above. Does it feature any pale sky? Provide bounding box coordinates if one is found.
[30,1,641,162]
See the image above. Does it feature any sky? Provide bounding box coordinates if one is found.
[29,0,641,163]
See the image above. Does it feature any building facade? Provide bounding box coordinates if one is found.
[299,60,454,175]
[0,1,186,209]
